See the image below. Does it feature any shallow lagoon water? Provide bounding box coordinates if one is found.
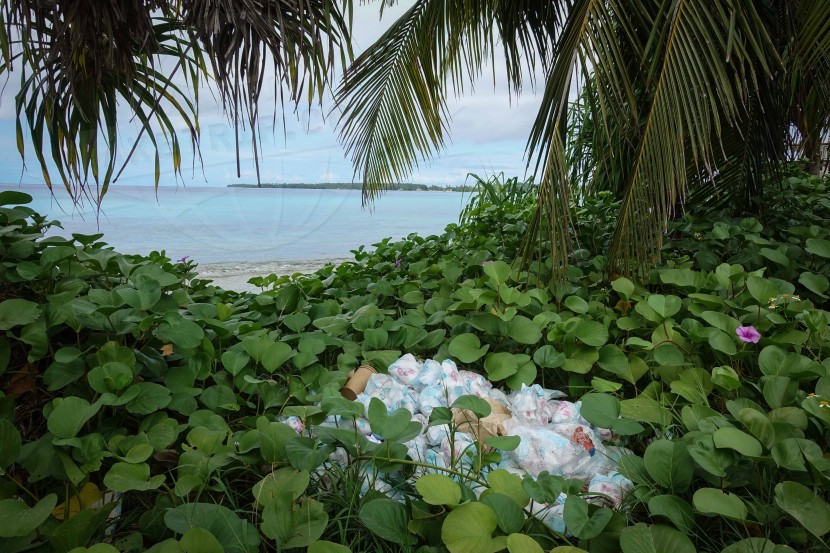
[15,184,467,290]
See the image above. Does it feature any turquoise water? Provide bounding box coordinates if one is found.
[14,185,467,283]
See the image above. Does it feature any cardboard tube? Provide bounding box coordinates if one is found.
[340,364,377,400]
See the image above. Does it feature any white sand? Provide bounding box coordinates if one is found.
[197,258,351,292]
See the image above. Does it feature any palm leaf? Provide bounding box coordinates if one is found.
[522,0,638,274]
[788,0,830,168]
[605,0,777,276]
[797,0,830,71]
[1,0,351,204]
[336,0,493,203]
[336,0,563,204]
[183,0,352,182]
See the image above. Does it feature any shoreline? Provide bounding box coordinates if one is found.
[227,183,473,192]
[196,257,351,292]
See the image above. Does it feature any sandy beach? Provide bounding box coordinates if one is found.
[197,258,351,292]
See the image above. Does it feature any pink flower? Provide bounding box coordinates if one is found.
[736,326,761,343]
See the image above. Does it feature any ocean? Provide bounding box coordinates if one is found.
[15,185,468,290]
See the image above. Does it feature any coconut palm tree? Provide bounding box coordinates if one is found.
[334,0,830,276]
[0,0,351,203]
[3,1,829,277]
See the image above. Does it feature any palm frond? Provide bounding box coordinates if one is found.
[2,2,199,202]
[519,130,573,282]
[605,0,778,276]
[0,0,352,204]
[788,0,830,169]
[335,0,496,203]
[522,0,639,274]
[492,1,565,95]
[797,0,830,72]
[335,0,830,281]
[683,91,785,216]
[336,0,564,203]
[183,0,351,182]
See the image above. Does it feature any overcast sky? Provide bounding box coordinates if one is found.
[0,2,544,188]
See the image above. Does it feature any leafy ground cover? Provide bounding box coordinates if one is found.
[0,170,829,553]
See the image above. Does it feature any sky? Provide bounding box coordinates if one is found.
[0,2,544,189]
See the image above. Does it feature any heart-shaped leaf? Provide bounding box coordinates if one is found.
[692,488,748,520]
[619,523,695,553]
[48,397,102,439]
[449,333,490,364]
[564,496,612,539]
[774,481,830,537]
[441,502,497,553]
[359,498,415,545]
[0,494,57,537]
[416,474,462,506]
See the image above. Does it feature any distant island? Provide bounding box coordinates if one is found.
[227,182,475,192]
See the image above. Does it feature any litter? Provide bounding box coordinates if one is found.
[452,397,511,443]
[291,354,633,534]
[340,364,377,400]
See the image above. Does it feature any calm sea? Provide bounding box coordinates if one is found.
[12,184,467,287]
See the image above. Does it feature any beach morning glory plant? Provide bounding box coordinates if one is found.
[736,325,761,343]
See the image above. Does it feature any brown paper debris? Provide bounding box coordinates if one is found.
[451,400,512,445]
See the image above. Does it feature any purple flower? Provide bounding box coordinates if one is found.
[736,326,761,343]
[176,256,189,264]
[394,258,402,267]
[482,260,494,266]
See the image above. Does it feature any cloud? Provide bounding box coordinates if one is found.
[0,1,543,188]
[447,94,541,145]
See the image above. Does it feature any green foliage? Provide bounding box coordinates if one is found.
[336,1,830,279]
[415,474,462,506]
[1,1,352,201]
[1,173,830,552]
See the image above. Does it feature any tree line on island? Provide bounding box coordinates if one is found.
[2,1,828,275]
[227,182,475,192]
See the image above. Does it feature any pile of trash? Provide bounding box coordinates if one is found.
[287,354,633,533]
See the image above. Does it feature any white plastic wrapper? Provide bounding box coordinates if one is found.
[548,400,587,425]
[426,423,451,446]
[405,434,430,463]
[361,374,419,414]
[412,413,429,433]
[536,503,567,534]
[511,384,568,425]
[501,418,620,481]
[496,457,527,477]
[440,433,476,466]
[281,416,304,434]
[588,471,633,507]
[487,388,512,410]
[318,354,633,535]
[360,474,403,501]
[400,391,420,416]
[417,384,449,417]
[458,370,493,397]
[501,418,574,477]
[348,416,373,436]
[423,448,450,474]
[413,359,444,390]
[363,373,393,396]
[329,447,350,466]
[387,354,423,388]
[439,359,466,388]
